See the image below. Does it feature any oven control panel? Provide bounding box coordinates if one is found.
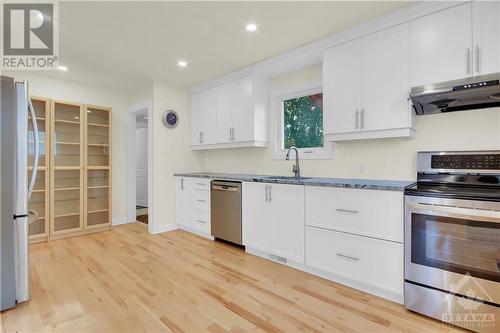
[431,154,500,170]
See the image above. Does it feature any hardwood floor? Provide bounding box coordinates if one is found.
[1,223,463,333]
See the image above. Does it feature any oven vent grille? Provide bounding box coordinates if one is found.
[269,254,288,264]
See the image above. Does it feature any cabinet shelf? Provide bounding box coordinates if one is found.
[88,185,109,190]
[54,187,80,192]
[55,119,80,125]
[54,212,80,218]
[87,209,109,214]
[88,122,109,128]
[56,141,80,145]
[28,116,46,121]
[87,143,109,147]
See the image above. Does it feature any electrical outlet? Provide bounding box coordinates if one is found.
[357,163,365,174]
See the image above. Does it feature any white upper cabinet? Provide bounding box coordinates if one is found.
[190,75,267,150]
[217,76,255,144]
[323,40,361,136]
[472,0,500,76]
[410,3,473,86]
[323,24,413,141]
[190,88,217,146]
[361,24,411,132]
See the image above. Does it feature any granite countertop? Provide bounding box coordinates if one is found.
[173,172,414,191]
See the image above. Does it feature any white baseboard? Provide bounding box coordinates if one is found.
[150,223,178,234]
[112,216,131,226]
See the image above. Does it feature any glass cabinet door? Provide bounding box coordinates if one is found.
[28,97,50,243]
[85,106,111,228]
[86,107,110,167]
[87,170,110,228]
[52,170,82,234]
[53,102,82,167]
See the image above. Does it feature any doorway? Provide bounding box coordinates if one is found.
[127,101,153,232]
[135,111,148,223]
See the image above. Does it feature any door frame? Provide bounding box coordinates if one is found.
[128,100,153,233]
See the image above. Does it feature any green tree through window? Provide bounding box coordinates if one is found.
[283,93,323,149]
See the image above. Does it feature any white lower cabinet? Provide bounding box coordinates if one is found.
[306,226,403,300]
[242,182,305,264]
[176,177,193,230]
[175,177,211,237]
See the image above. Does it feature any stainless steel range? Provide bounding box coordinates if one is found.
[404,151,500,333]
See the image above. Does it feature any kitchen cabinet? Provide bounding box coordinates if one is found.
[306,226,403,300]
[269,184,305,263]
[411,2,500,85]
[28,97,50,244]
[305,186,403,242]
[190,88,217,146]
[175,177,193,230]
[323,40,361,136]
[242,182,271,252]
[175,177,211,237]
[323,24,413,141]
[410,3,472,87]
[472,1,500,76]
[190,75,268,150]
[304,185,404,302]
[242,182,304,264]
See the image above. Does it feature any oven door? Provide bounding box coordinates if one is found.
[405,196,500,305]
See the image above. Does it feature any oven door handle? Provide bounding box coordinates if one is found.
[407,202,500,223]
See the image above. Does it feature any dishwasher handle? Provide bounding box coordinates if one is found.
[212,181,241,192]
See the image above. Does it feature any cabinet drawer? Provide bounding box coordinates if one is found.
[194,210,210,234]
[306,226,403,295]
[193,179,211,191]
[194,190,210,211]
[305,186,403,242]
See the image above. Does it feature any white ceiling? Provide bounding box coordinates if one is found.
[44,1,411,92]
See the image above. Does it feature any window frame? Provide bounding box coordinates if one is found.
[272,81,332,160]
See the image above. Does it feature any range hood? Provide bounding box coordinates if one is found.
[410,73,500,115]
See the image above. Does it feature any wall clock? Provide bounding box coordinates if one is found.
[163,110,179,128]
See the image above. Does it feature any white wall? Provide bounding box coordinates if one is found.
[198,65,500,180]
[4,72,130,224]
[151,81,203,232]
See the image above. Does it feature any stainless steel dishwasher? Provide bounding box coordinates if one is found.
[211,180,242,245]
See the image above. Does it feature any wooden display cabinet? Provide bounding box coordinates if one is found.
[85,105,112,230]
[28,97,50,244]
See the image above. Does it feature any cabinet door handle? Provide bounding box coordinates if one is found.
[201,132,204,144]
[265,185,269,202]
[355,109,359,130]
[360,108,365,130]
[196,219,207,224]
[196,182,205,186]
[199,132,203,144]
[336,208,359,214]
[465,48,471,75]
[336,253,359,262]
[475,45,480,73]
[268,186,272,202]
[181,178,184,190]
[196,199,206,203]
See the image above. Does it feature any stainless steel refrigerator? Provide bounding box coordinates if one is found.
[1,75,39,311]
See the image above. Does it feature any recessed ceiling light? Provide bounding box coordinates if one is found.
[57,65,68,71]
[246,23,257,32]
[177,60,188,68]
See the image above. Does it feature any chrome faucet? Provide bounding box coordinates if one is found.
[285,146,301,179]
